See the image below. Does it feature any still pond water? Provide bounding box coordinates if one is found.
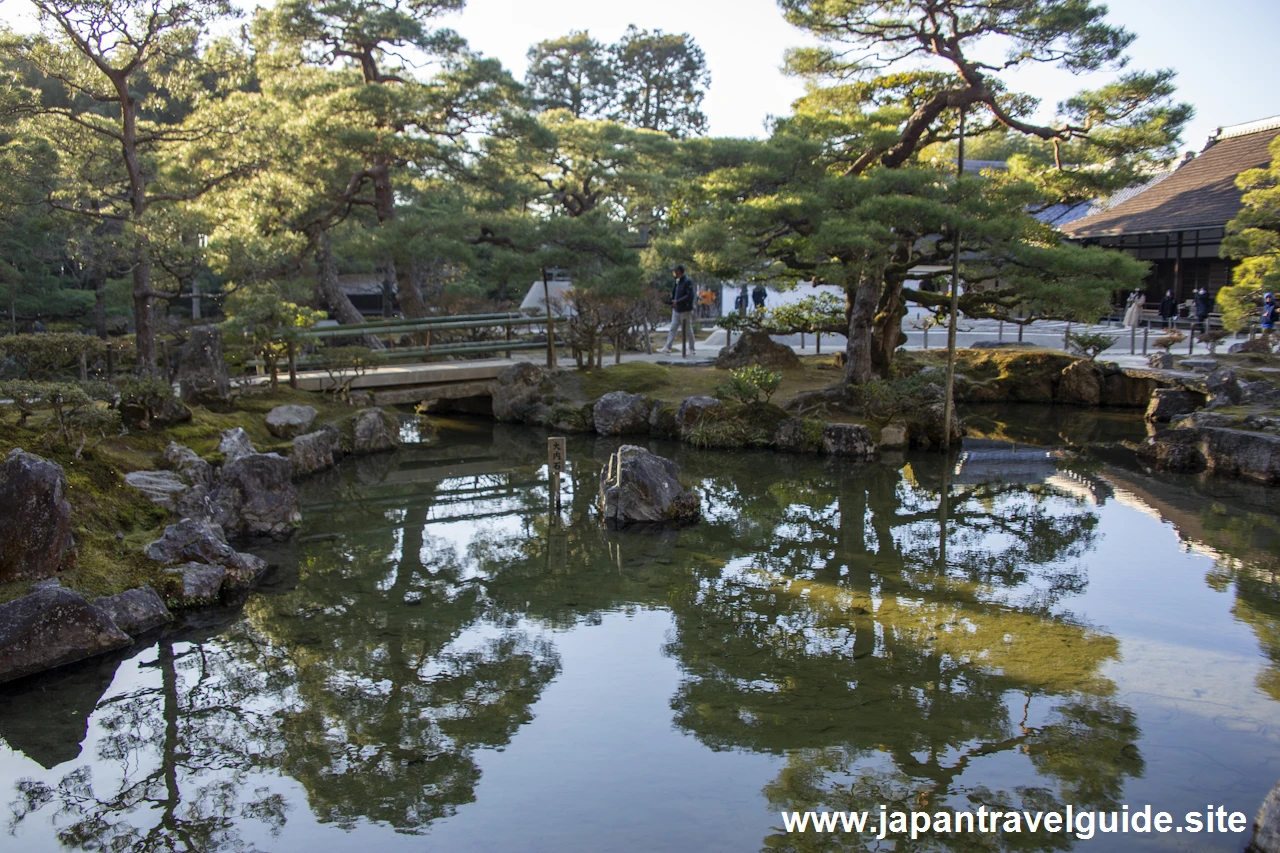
[2,410,1279,852]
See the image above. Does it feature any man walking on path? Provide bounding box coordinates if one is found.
[1263,292,1278,343]
[661,265,697,354]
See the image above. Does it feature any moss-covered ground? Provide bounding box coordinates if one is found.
[553,356,846,407]
[0,387,362,605]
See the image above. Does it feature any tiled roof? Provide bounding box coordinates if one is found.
[1061,119,1280,238]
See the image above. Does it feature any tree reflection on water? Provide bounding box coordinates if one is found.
[6,420,1280,852]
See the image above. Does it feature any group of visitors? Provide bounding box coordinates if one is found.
[1125,287,1218,331]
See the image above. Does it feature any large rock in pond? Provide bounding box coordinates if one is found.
[490,363,549,422]
[211,453,300,538]
[1056,360,1102,406]
[1148,352,1175,369]
[675,396,724,438]
[715,331,802,371]
[93,586,172,636]
[1145,388,1203,423]
[598,445,701,528]
[0,585,130,683]
[218,427,255,465]
[593,391,652,436]
[822,424,878,459]
[265,404,317,439]
[144,518,266,584]
[352,407,400,454]
[0,449,74,584]
[293,425,343,476]
[177,324,232,407]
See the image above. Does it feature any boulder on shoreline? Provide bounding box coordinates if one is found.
[0,585,130,684]
[593,391,652,436]
[293,425,343,476]
[93,586,172,636]
[1139,426,1280,484]
[0,449,75,585]
[210,453,301,538]
[822,424,878,459]
[351,407,400,454]
[145,518,267,582]
[491,363,550,422]
[598,445,701,528]
[1145,388,1203,423]
[675,396,724,438]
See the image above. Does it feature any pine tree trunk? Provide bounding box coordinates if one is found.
[843,271,880,385]
[871,275,907,378]
[315,232,384,348]
[133,253,157,374]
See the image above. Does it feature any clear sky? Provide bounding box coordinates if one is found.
[448,0,1280,154]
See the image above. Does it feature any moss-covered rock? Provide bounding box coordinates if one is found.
[548,402,595,433]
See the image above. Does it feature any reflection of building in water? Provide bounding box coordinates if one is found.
[952,440,1114,503]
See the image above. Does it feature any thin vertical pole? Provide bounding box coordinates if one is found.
[542,269,556,372]
[288,343,298,390]
[943,104,965,452]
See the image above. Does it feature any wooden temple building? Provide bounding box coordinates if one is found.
[1061,116,1280,304]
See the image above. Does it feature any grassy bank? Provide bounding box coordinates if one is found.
[0,387,360,606]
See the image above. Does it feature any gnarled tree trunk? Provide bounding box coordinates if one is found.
[843,268,881,386]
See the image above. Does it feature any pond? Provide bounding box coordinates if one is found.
[2,411,1279,852]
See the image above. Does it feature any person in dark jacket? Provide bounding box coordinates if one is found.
[661,265,697,354]
[1263,292,1279,342]
[1159,289,1178,328]
[752,284,767,310]
[1194,288,1213,332]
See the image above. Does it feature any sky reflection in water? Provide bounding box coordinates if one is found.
[1,413,1279,853]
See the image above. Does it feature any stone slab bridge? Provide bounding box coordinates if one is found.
[291,359,526,410]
